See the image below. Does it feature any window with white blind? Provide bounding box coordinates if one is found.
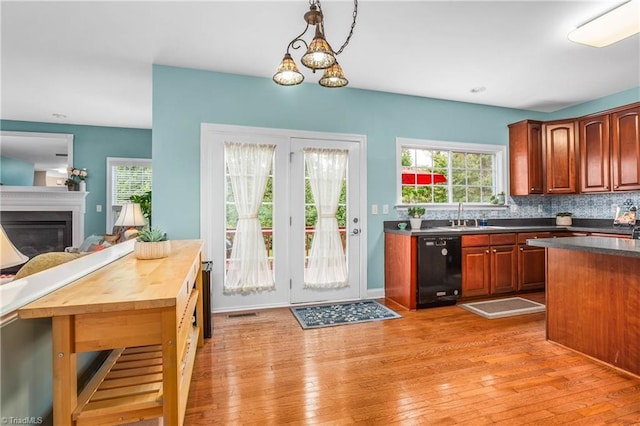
[106,157,152,232]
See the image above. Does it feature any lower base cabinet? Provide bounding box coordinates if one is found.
[462,233,517,297]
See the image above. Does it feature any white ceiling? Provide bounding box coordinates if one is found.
[1,1,639,130]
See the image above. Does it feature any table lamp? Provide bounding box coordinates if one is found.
[114,202,146,240]
[1,224,29,269]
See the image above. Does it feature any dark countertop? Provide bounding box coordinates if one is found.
[383,218,634,237]
[528,236,640,258]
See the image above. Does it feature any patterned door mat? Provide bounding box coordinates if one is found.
[459,297,545,319]
[291,300,402,329]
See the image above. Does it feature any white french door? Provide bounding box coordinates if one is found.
[201,124,366,312]
[289,138,361,304]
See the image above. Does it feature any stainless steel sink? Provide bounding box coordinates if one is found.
[430,225,509,231]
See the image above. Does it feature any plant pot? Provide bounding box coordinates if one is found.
[556,216,572,226]
[79,181,86,192]
[134,240,171,260]
[409,218,423,230]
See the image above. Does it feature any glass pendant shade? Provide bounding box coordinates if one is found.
[319,62,348,88]
[301,29,336,70]
[273,53,304,86]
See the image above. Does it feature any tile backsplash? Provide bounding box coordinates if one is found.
[399,191,640,221]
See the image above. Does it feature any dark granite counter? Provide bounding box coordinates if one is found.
[383,218,634,237]
[528,236,640,258]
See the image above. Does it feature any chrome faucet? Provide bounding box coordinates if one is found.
[457,202,463,226]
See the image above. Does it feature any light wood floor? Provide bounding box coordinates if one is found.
[185,294,640,425]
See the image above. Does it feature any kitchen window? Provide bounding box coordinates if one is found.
[396,137,506,205]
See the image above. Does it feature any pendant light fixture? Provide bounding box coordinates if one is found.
[273,0,358,88]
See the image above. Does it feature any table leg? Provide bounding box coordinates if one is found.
[52,316,77,426]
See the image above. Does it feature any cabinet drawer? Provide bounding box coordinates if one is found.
[517,232,551,244]
[489,233,516,245]
[462,234,489,247]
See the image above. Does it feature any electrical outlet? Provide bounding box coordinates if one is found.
[537,204,543,213]
[382,204,389,214]
[96,204,102,213]
[611,204,619,213]
[371,204,378,215]
[510,204,518,213]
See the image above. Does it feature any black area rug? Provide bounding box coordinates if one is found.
[459,297,545,319]
[291,300,402,329]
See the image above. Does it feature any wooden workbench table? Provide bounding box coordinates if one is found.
[18,240,205,426]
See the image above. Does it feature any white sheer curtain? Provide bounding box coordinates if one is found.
[304,148,349,288]
[224,142,275,293]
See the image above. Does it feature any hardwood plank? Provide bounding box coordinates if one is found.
[185,292,640,424]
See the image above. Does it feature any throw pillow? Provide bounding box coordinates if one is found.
[14,252,82,280]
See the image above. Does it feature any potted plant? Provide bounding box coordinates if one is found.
[134,227,171,260]
[556,212,573,226]
[490,192,505,205]
[407,206,426,230]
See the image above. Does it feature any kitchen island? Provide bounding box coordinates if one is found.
[528,236,640,377]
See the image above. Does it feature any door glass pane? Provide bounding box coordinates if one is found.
[225,161,275,275]
[303,149,349,288]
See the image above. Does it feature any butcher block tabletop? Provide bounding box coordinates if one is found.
[18,240,204,319]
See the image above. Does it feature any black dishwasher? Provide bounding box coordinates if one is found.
[416,236,462,308]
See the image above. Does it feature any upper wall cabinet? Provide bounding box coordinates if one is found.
[508,120,543,195]
[544,120,577,194]
[611,105,640,191]
[579,114,610,193]
[509,101,640,195]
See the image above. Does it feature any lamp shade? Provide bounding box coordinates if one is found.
[114,203,146,227]
[0,225,29,269]
[301,27,336,70]
[319,62,349,88]
[273,53,305,86]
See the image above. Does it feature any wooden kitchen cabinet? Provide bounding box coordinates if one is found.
[384,233,417,309]
[517,232,550,291]
[509,120,544,195]
[612,104,640,191]
[544,120,577,194]
[461,234,516,297]
[579,114,610,193]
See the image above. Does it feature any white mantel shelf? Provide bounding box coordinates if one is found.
[0,186,88,247]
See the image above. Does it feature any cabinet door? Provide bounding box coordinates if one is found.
[490,245,517,294]
[462,246,490,297]
[612,105,640,191]
[518,245,545,291]
[509,120,543,195]
[545,121,577,194]
[579,115,611,193]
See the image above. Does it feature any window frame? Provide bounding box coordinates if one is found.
[106,157,152,232]
[396,137,507,208]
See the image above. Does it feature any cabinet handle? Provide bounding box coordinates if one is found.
[604,186,608,189]
[520,247,524,251]
[485,250,489,254]
[492,249,497,253]
[614,185,619,188]
[531,187,535,191]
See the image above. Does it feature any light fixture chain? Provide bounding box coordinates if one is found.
[334,0,358,56]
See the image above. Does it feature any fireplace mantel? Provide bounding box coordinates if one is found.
[0,187,88,247]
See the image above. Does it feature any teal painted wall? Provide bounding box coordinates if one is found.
[152,65,549,290]
[548,87,640,120]
[0,156,35,186]
[152,66,639,291]
[0,121,152,237]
